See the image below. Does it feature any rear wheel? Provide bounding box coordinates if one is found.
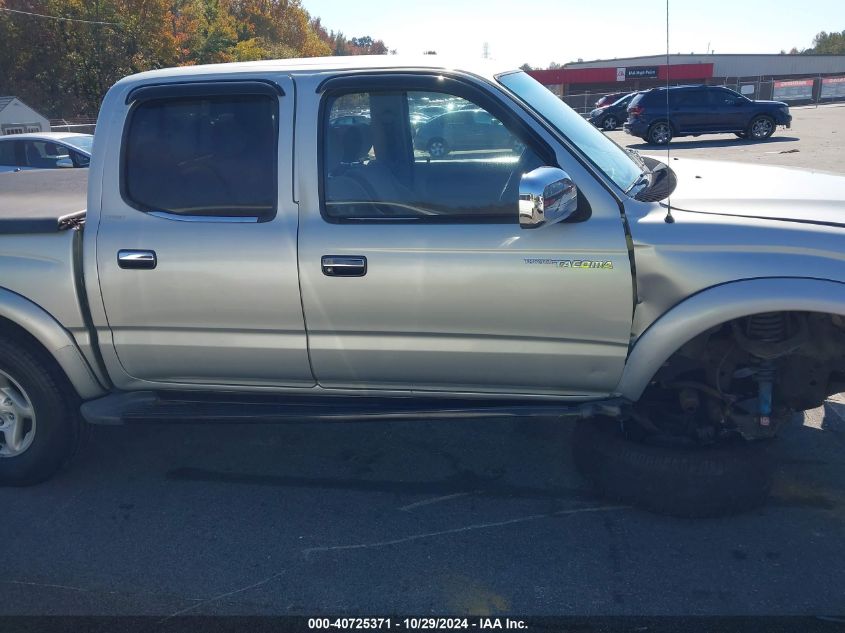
[602,115,619,131]
[573,417,774,517]
[427,137,449,158]
[647,122,672,145]
[747,115,775,140]
[0,337,80,486]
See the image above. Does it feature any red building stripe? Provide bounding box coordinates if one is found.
[528,63,714,85]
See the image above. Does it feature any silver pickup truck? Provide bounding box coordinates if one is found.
[2,57,844,515]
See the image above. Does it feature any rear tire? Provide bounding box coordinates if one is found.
[0,337,80,486]
[646,122,672,145]
[573,417,774,517]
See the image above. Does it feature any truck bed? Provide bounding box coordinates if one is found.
[0,169,88,233]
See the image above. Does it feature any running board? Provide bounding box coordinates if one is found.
[80,391,624,426]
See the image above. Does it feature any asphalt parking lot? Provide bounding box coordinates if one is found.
[3,402,845,617]
[3,103,845,619]
[609,103,845,174]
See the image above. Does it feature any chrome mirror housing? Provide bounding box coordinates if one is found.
[518,166,578,228]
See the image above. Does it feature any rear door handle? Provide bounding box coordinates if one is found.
[117,249,157,270]
[321,255,366,277]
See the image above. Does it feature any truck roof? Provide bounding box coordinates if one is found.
[114,55,515,88]
[0,169,87,233]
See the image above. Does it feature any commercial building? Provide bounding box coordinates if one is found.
[0,97,50,134]
[529,54,845,109]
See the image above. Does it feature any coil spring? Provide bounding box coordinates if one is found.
[746,312,788,343]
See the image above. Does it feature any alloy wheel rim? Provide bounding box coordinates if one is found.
[604,117,617,130]
[429,141,445,157]
[752,119,772,138]
[0,370,36,458]
[653,124,670,144]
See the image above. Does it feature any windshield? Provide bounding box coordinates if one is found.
[497,72,643,192]
[62,134,93,154]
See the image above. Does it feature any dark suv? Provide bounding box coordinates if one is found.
[624,85,792,145]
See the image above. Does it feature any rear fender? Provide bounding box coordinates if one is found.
[0,287,105,400]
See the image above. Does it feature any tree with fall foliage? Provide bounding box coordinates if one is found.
[0,0,387,116]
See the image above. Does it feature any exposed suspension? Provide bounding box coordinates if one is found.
[745,313,787,426]
[732,312,807,429]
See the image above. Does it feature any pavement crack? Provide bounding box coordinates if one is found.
[399,491,480,511]
[2,579,92,594]
[303,504,628,558]
[159,570,287,620]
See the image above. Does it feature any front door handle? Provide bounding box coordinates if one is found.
[321,255,366,277]
[117,249,157,270]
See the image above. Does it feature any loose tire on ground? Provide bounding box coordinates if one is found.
[572,417,774,517]
[0,337,81,486]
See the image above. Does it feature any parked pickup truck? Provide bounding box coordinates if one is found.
[2,57,844,516]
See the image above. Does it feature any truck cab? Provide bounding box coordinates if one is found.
[84,60,639,397]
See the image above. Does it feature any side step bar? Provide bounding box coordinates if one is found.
[80,391,624,426]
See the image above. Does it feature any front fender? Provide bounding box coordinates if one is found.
[0,287,105,400]
[616,277,845,401]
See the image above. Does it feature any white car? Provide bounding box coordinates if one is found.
[0,131,93,173]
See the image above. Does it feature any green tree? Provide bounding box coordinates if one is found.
[0,0,380,117]
[808,30,845,54]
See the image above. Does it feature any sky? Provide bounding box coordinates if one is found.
[304,0,839,68]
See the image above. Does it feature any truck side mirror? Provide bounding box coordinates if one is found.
[519,166,579,228]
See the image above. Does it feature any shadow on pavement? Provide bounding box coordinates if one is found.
[626,136,800,151]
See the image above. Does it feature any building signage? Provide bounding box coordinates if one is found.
[821,76,845,99]
[773,78,814,101]
[625,66,659,79]
[616,66,658,81]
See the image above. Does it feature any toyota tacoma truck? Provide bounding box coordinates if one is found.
[1,57,843,516]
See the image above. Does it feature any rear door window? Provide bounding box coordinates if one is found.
[673,91,705,107]
[123,93,278,219]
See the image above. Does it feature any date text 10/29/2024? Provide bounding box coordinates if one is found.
[308,618,529,630]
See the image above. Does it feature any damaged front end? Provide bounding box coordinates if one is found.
[634,312,845,442]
